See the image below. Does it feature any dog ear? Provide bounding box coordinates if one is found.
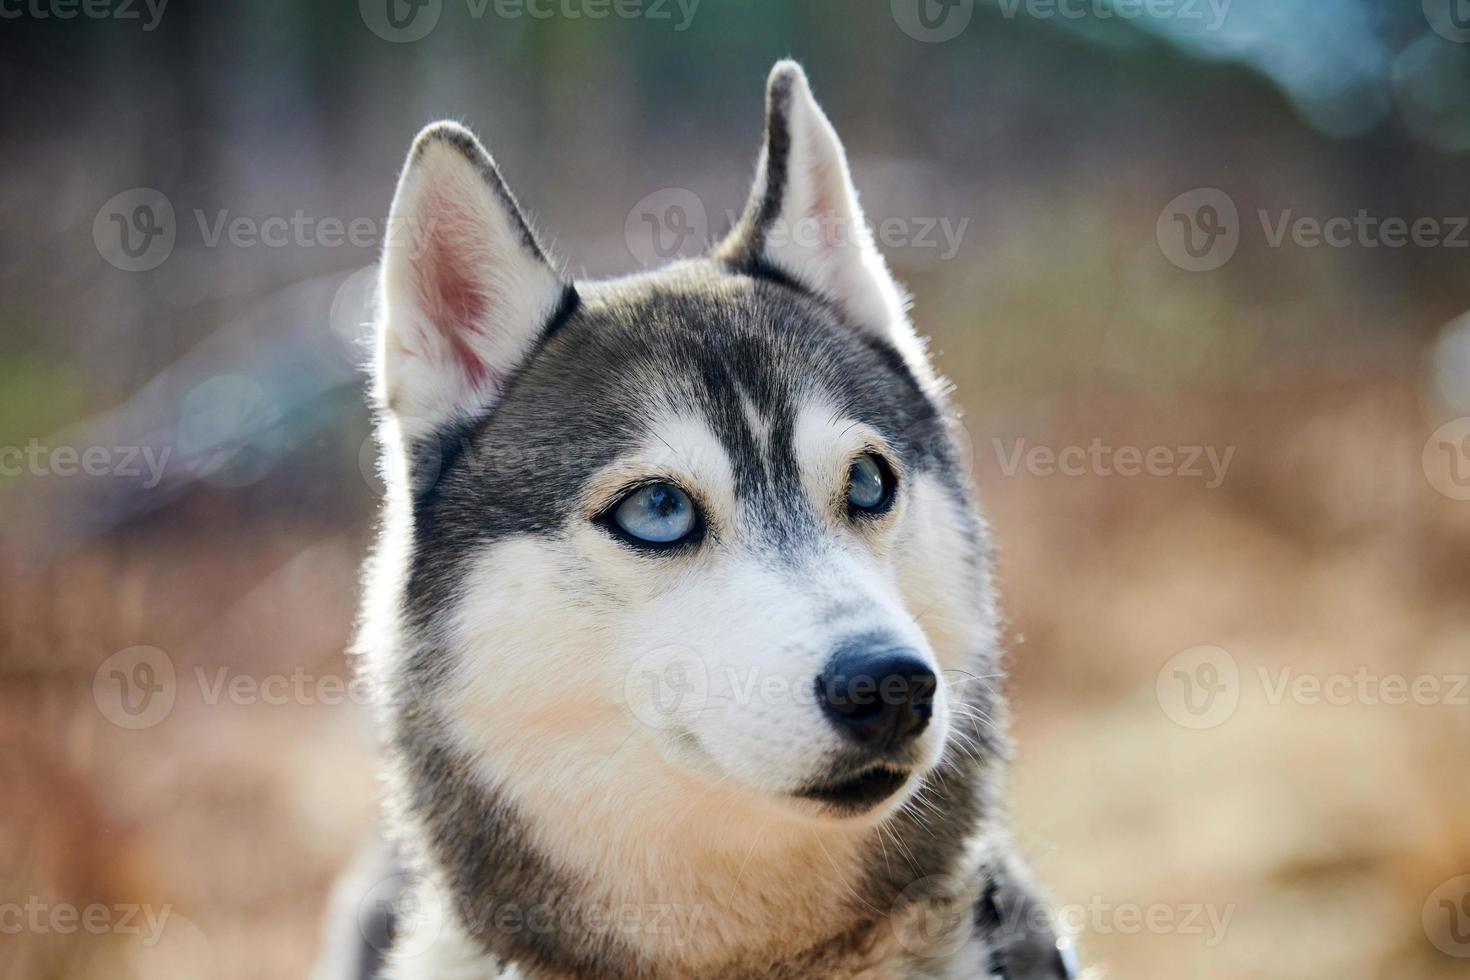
[375,122,570,441]
[716,61,933,385]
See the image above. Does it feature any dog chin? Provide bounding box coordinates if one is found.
[787,727,951,822]
[657,731,915,822]
[791,764,919,821]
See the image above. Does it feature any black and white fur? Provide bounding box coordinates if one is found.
[337,61,1077,980]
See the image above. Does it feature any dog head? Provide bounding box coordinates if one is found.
[369,62,998,830]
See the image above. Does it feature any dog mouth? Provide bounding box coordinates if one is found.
[796,766,911,815]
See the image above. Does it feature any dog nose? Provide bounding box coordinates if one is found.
[816,648,937,748]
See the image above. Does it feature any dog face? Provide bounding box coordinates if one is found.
[369,63,996,833]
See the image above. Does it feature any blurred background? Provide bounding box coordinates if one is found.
[3,1,1469,977]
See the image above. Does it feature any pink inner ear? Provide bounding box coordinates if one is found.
[415,191,494,388]
[805,155,845,249]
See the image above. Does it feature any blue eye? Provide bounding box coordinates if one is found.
[608,483,699,547]
[847,453,895,514]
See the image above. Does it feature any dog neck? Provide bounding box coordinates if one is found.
[389,698,997,980]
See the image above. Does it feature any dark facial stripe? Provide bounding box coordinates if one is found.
[742,67,794,263]
[694,352,768,499]
[685,328,825,557]
[714,66,795,275]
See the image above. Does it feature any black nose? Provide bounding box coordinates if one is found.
[816,648,937,748]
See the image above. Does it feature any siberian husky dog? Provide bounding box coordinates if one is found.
[340,60,1077,980]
